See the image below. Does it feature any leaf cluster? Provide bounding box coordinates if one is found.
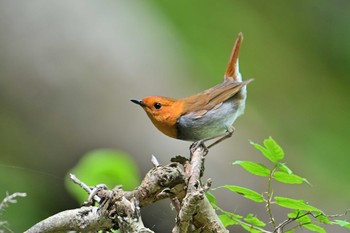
[209,137,350,233]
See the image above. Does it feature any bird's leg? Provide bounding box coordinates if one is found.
[207,126,234,149]
[190,126,235,153]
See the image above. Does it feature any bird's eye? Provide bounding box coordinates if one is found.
[154,102,162,110]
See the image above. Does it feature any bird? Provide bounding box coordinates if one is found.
[131,32,252,150]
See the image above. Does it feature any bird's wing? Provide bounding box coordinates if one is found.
[181,79,252,115]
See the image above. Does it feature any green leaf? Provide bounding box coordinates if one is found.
[316,214,331,224]
[244,213,266,227]
[287,211,326,232]
[222,185,264,202]
[334,220,350,228]
[263,137,284,161]
[249,141,273,162]
[296,214,311,223]
[233,161,270,177]
[66,149,140,203]
[221,210,243,219]
[273,171,306,184]
[278,163,293,174]
[287,210,301,218]
[206,192,217,205]
[274,196,320,212]
[241,224,262,233]
[249,137,284,163]
[303,223,326,233]
[288,210,310,223]
[219,214,239,227]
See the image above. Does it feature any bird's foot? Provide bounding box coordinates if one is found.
[190,140,209,155]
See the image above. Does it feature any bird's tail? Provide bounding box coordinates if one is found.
[224,32,243,82]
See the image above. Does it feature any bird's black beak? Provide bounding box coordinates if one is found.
[131,99,146,107]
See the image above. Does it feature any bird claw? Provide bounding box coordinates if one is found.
[190,140,208,155]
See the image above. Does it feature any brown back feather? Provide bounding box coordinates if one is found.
[181,79,252,115]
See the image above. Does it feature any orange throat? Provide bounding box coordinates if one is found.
[147,112,178,139]
[144,100,185,139]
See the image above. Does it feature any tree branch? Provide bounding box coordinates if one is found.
[173,145,228,233]
[25,147,226,232]
[24,206,112,233]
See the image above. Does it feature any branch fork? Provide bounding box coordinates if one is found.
[25,145,226,233]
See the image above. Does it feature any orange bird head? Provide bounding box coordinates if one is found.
[131,96,185,139]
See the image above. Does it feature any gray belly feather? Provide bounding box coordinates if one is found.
[176,97,245,141]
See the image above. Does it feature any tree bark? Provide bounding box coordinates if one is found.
[25,145,226,233]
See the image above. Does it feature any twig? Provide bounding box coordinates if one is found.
[0,192,26,233]
[275,210,349,233]
[69,173,92,194]
[151,154,160,167]
[213,203,271,233]
[274,210,306,233]
[70,173,103,204]
[266,165,277,228]
[327,209,350,218]
[0,192,27,211]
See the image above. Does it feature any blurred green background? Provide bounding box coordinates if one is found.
[0,1,349,232]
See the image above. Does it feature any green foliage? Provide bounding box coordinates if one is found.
[244,213,266,227]
[334,220,350,228]
[219,214,240,227]
[211,137,349,232]
[206,192,217,205]
[221,185,264,203]
[232,161,270,177]
[273,171,307,184]
[249,137,284,163]
[303,223,326,233]
[274,196,320,212]
[65,149,140,203]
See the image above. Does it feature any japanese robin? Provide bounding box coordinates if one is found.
[131,32,252,149]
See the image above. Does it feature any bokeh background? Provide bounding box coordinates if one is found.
[1,1,349,232]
